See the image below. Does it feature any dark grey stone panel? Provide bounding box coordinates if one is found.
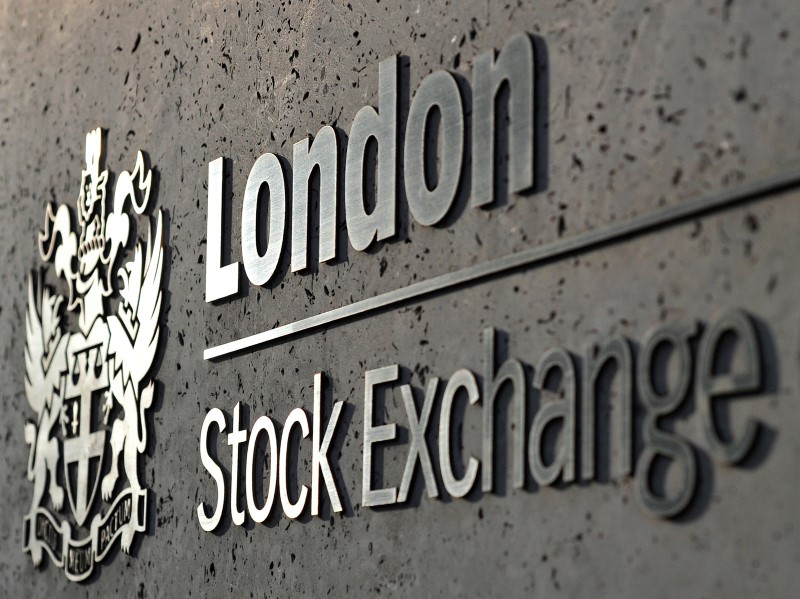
[0,0,798,596]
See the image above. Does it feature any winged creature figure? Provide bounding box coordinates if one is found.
[102,212,163,515]
[23,275,69,565]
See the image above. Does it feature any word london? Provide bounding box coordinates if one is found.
[205,33,535,299]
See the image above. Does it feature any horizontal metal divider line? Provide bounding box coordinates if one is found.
[204,169,800,360]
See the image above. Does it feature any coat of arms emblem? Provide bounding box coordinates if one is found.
[22,129,166,581]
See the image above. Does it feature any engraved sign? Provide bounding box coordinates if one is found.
[22,129,166,581]
[196,32,778,534]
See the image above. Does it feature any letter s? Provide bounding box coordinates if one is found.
[197,408,227,532]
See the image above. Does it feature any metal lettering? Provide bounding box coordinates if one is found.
[245,415,278,524]
[227,401,248,526]
[471,32,535,208]
[581,335,634,481]
[697,308,762,465]
[345,56,399,251]
[481,327,526,492]
[197,407,226,532]
[242,152,287,285]
[362,365,399,507]
[205,157,241,301]
[529,347,577,486]
[292,126,339,272]
[397,378,439,503]
[439,369,480,499]
[311,373,345,515]
[404,70,464,226]
[636,323,698,518]
[279,407,310,519]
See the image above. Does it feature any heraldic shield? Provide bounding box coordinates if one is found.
[22,129,166,582]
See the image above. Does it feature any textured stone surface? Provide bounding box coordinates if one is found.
[0,0,799,596]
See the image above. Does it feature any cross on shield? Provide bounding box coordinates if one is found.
[63,337,108,528]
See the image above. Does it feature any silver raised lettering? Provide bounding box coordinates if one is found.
[292,127,339,272]
[242,152,287,285]
[362,365,399,507]
[197,407,227,532]
[471,32,535,208]
[345,56,399,251]
[279,407,310,519]
[311,373,345,515]
[205,157,241,301]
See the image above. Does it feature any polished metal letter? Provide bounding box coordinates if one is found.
[471,32,535,207]
[581,335,634,481]
[404,70,464,226]
[292,127,339,272]
[279,408,310,519]
[636,323,698,518]
[481,328,525,492]
[245,415,278,524]
[345,56,399,251]
[197,407,227,532]
[697,309,762,465]
[227,402,248,526]
[362,365,399,507]
[312,373,345,515]
[529,347,577,486]
[439,369,480,499]
[242,152,287,285]
[205,157,241,301]
[397,378,439,503]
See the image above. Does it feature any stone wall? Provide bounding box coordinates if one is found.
[0,1,798,596]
